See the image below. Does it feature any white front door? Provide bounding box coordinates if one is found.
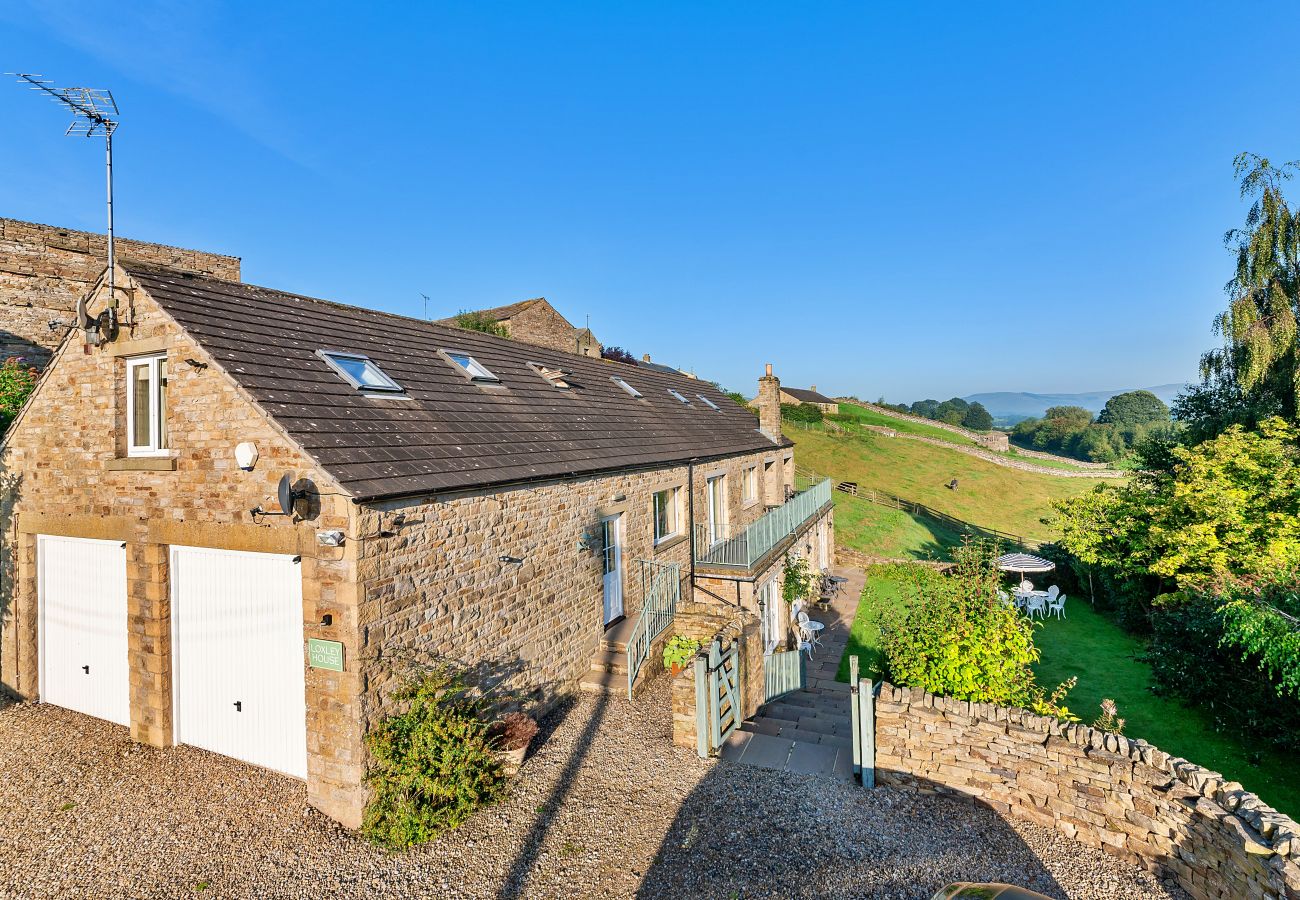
[38,535,130,727]
[707,475,728,544]
[600,514,624,625]
[171,546,307,779]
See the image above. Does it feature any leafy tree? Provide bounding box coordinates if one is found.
[1043,405,1094,428]
[1191,153,1300,435]
[961,401,994,432]
[933,397,970,425]
[0,357,38,435]
[910,399,940,419]
[781,402,823,424]
[1097,390,1170,426]
[451,311,508,338]
[601,346,637,365]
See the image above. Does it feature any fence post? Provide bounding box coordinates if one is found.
[860,677,876,788]
[848,655,861,782]
[694,652,709,759]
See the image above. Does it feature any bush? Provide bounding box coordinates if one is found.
[877,541,1075,716]
[451,311,508,337]
[0,357,38,435]
[363,664,507,849]
[780,402,823,424]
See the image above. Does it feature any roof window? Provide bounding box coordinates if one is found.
[697,394,721,410]
[611,376,643,399]
[529,362,571,389]
[317,350,403,393]
[668,389,691,405]
[443,351,500,383]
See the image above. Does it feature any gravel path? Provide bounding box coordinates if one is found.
[0,688,1187,900]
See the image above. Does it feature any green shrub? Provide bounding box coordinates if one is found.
[780,402,823,424]
[662,635,701,671]
[451,310,508,337]
[781,553,819,605]
[877,540,1075,716]
[362,664,506,849]
[0,357,38,435]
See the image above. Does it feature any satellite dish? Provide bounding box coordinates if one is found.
[277,474,298,516]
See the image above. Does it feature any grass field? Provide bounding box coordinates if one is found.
[792,427,1098,555]
[836,572,1300,819]
[835,403,977,446]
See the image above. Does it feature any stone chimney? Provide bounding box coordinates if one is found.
[810,384,817,393]
[758,363,782,442]
[642,353,651,363]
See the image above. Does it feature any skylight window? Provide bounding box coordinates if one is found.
[697,394,721,410]
[529,362,571,389]
[317,350,403,393]
[668,389,691,405]
[443,351,500,383]
[611,376,643,398]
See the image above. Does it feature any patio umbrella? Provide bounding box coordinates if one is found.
[995,552,1056,575]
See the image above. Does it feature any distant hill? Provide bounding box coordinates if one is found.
[964,384,1188,425]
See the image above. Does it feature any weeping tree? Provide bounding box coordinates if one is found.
[1196,153,1300,428]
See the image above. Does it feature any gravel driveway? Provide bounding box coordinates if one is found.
[0,687,1187,900]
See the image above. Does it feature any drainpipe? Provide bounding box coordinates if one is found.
[687,459,696,591]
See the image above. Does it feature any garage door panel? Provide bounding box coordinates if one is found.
[171,546,307,779]
[38,535,130,727]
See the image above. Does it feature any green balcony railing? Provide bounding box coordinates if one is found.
[693,478,832,570]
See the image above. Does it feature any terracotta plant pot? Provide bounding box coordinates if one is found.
[670,662,684,676]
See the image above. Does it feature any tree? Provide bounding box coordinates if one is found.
[451,311,508,338]
[1043,405,1094,428]
[1097,390,1170,426]
[960,401,994,431]
[601,346,637,365]
[0,357,38,436]
[1195,154,1300,431]
[934,397,970,425]
[910,399,940,419]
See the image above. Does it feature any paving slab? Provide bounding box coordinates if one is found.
[736,732,794,770]
[785,741,838,776]
[719,730,752,762]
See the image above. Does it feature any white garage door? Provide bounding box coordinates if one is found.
[38,535,130,727]
[171,546,307,779]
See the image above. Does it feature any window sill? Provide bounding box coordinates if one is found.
[742,498,759,510]
[105,457,177,472]
[653,533,688,555]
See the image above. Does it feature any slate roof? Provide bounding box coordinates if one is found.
[130,266,785,501]
[435,297,542,324]
[782,387,835,405]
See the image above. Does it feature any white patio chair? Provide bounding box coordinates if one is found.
[997,590,1011,607]
[796,610,822,653]
[1019,578,1034,593]
[1048,593,1067,619]
[1025,594,1046,619]
[1045,585,1060,602]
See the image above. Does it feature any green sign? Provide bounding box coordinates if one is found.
[308,638,344,672]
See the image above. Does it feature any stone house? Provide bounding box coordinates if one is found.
[439,297,602,358]
[0,264,833,828]
[778,385,839,415]
[0,217,239,366]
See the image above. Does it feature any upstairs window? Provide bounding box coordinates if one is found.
[742,465,759,504]
[653,486,682,543]
[126,354,168,457]
[444,351,500,383]
[317,350,403,393]
[528,362,571,389]
[611,376,643,398]
[668,389,691,405]
[697,394,721,410]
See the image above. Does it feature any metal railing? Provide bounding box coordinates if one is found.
[693,478,832,570]
[626,559,681,699]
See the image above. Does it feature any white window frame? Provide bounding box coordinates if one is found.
[611,376,643,398]
[668,389,691,405]
[317,349,404,393]
[741,465,758,505]
[706,474,728,545]
[697,394,720,410]
[758,578,783,654]
[652,485,682,544]
[126,353,169,457]
[442,350,500,383]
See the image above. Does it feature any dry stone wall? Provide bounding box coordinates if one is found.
[669,606,763,752]
[874,682,1300,899]
[0,218,239,365]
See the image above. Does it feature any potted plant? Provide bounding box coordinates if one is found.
[662,635,701,676]
[489,711,539,776]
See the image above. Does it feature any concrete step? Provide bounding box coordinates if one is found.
[590,647,629,674]
[578,668,626,694]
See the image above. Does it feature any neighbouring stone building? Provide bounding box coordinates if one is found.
[439,296,602,358]
[778,385,839,415]
[0,263,833,828]
[0,217,240,366]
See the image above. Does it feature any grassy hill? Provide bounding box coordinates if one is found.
[791,426,1101,558]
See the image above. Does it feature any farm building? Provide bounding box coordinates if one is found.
[0,263,833,827]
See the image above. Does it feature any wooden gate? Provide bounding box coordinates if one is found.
[694,638,741,758]
[848,655,880,787]
[763,648,805,702]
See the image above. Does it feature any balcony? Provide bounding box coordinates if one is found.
[693,478,832,571]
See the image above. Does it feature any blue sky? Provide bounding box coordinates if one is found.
[3,2,1297,402]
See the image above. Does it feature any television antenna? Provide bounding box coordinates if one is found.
[11,73,121,326]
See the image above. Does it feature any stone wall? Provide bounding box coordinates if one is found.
[503,298,602,358]
[0,218,240,366]
[874,682,1300,899]
[0,265,364,827]
[669,606,763,752]
[353,444,785,731]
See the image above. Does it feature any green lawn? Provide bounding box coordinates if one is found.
[830,492,964,560]
[836,403,978,447]
[836,572,1300,819]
